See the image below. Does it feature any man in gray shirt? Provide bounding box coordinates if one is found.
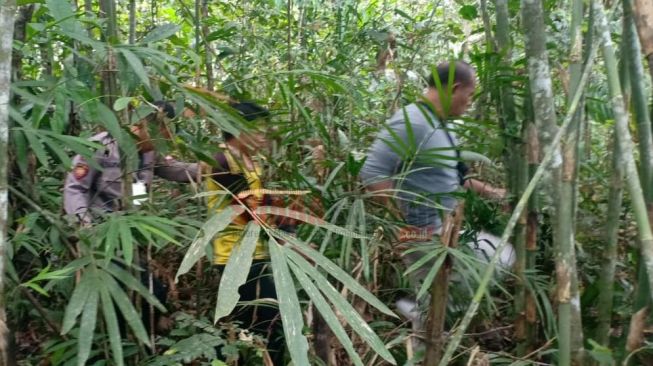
[360,61,511,336]
[361,61,505,232]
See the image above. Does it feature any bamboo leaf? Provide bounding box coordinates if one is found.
[176,206,243,281]
[61,271,93,334]
[286,248,396,364]
[105,263,166,312]
[45,0,95,45]
[101,271,151,346]
[140,23,181,44]
[214,223,260,322]
[277,232,396,317]
[416,250,447,301]
[268,238,310,365]
[288,260,364,366]
[104,220,120,261]
[354,199,369,280]
[254,206,366,239]
[77,281,99,366]
[119,222,134,265]
[119,48,151,89]
[113,97,133,112]
[99,285,124,366]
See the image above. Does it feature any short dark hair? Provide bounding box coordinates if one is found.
[427,61,475,88]
[224,101,270,140]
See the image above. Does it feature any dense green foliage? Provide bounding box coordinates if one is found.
[5,0,653,365]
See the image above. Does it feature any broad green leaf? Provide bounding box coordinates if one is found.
[140,23,181,44]
[288,260,364,366]
[61,272,93,334]
[101,271,151,346]
[253,206,366,239]
[277,232,396,317]
[119,48,151,89]
[268,239,310,365]
[77,281,99,366]
[99,285,124,366]
[105,263,166,312]
[175,206,244,281]
[113,97,133,112]
[286,248,396,364]
[214,223,260,322]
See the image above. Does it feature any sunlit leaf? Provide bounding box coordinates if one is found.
[175,206,244,281]
[286,248,396,364]
[288,260,364,366]
[254,206,366,239]
[277,232,396,317]
[214,222,260,322]
[268,238,310,365]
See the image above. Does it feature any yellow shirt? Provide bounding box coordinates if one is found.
[207,152,268,265]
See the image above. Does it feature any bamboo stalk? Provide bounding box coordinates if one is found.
[201,0,214,91]
[520,0,578,362]
[423,204,465,365]
[560,0,585,363]
[492,0,532,354]
[596,137,624,347]
[594,6,653,354]
[624,0,653,227]
[594,0,653,298]
[0,0,16,363]
[129,0,136,45]
[437,24,600,366]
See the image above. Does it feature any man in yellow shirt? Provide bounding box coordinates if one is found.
[206,102,284,365]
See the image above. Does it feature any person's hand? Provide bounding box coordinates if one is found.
[489,187,507,201]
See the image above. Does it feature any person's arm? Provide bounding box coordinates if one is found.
[464,178,507,201]
[153,155,202,183]
[63,155,99,225]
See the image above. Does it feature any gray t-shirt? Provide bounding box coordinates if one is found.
[360,103,461,229]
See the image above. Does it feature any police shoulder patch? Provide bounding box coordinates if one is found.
[73,163,90,180]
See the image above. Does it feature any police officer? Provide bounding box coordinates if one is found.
[63,101,201,224]
[63,101,200,338]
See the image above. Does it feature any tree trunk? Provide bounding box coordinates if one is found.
[0,0,16,364]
